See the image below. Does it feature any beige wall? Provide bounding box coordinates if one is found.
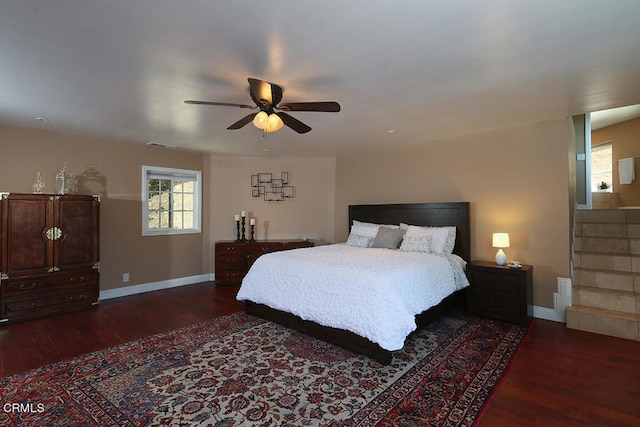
[0,123,205,291]
[206,155,336,267]
[335,118,572,309]
[3,118,575,310]
[592,117,640,207]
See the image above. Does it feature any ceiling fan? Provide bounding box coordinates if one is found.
[185,78,340,134]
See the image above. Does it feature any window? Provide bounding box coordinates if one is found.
[591,142,612,192]
[142,166,201,236]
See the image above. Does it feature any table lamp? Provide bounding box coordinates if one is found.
[492,233,510,266]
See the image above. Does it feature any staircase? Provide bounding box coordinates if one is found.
[567,209,640,341]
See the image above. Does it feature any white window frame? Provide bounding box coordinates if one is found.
[142,166,202,236]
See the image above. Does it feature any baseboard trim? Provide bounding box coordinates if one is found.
[533,277,572,323]
[100,273,215,300]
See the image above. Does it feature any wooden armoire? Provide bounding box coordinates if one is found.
[0,193,100,324]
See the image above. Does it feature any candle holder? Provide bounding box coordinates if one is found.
[235,220,241,242]
[249,224,256,242]
[241,216,247,242]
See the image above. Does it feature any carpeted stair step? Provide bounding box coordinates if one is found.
[570,209,640,341]
[572,285,637,314]
[573,267,635,292]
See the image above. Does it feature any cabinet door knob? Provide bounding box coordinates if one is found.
[45,226,63,241]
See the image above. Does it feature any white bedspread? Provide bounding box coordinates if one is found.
[236,244,470,351]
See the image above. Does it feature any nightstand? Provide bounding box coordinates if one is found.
[466,261,533,327]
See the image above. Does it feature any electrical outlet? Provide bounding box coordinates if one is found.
[123,273,130,283]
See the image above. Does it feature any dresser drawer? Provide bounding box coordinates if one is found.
[214,270,246,286]
[283,241,314,250]
[1,270,98,298]
[247,242,284,255]
[216,242,245,253]
[468,288,521,322]
[215,255,246,270]
[1,284,99,321]
[469,270,520,294]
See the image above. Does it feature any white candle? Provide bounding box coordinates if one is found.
[250,218,255,225]
[234,214,240,221]
[241,211,246,217]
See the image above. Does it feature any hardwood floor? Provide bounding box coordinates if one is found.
[1,283,638,426]
[477,318,640,427]
[0,282,244,377]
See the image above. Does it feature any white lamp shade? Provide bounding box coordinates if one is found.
[265,113,284,132]
[252,111,269,130]
[492,232,510,248]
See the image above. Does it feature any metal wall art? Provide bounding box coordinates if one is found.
[251,171,295,201]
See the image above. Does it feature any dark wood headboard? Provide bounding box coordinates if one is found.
[348,202,471,262]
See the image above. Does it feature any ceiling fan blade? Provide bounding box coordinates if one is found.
[270,82,283,107]
[227,113,257,130]
[184,100,256,109]
[277,101,341,112]
[276,112,312,134]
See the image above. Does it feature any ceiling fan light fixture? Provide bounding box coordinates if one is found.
[253,111,269,129]
[186,77,339,134]
[265,113,284,132]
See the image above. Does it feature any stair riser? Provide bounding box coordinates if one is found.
[574,270,634,292]
[566,307,639,341]
[579,223,627,238]
[577,254,632,272]
[576,288,637,314]
[577,237,629,254]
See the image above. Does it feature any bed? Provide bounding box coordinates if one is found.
[237,202,471,365]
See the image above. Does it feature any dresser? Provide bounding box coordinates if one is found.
[215,240,313,285]
[466,261,533,327]
[1,193,100,324]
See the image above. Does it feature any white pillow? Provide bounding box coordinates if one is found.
[350,223,379,238]
[346,234,372,248]
[353,220,400,230]
[399,235,432,253]
[405,225,456,253]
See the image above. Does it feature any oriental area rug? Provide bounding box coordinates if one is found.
[0,311,527,426]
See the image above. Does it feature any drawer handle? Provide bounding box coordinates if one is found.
[225,247,236,251]
[19,302,36,309]
[261,246,270,251]
[20,283,37,290]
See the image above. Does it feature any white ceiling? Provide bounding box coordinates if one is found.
[2,1,640,157]
[591,104,640,130]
